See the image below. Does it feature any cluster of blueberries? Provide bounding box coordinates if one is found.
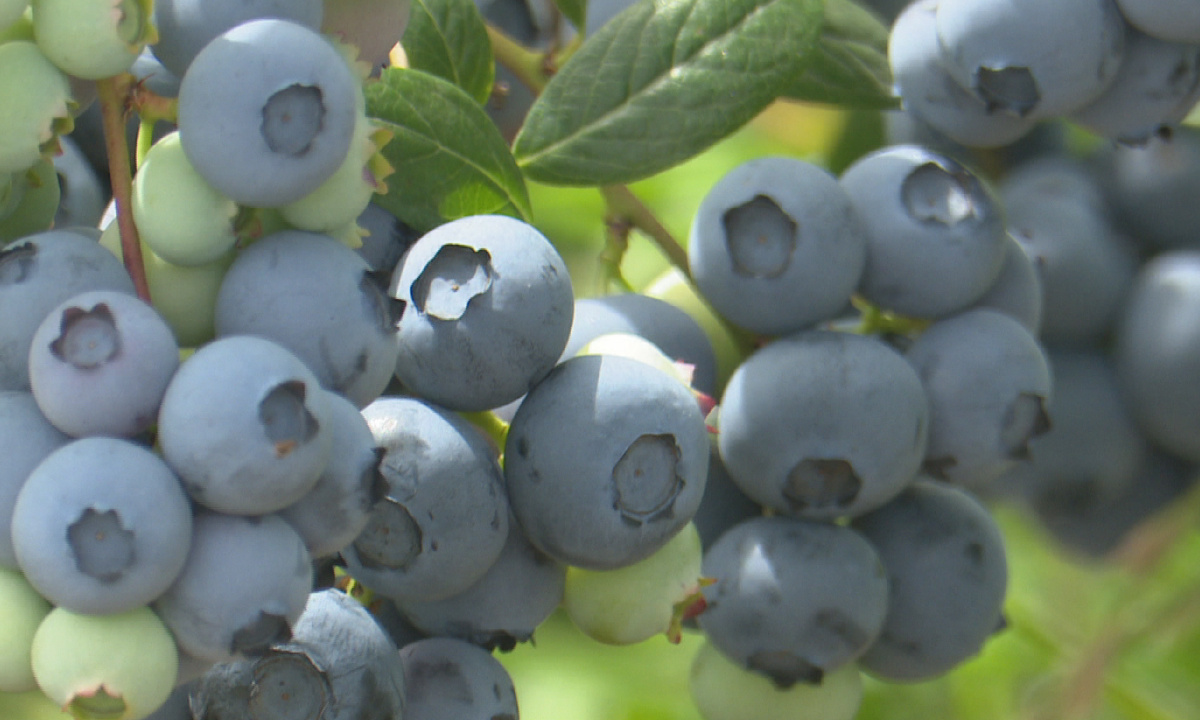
[3,1,1200,720]
[888,0,1200,148]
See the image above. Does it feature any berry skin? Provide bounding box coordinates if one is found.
[156,335,334,515]
[177,19,360,208]
[32,0,156,80]
[11,437,194,615]
[504,353,710,570]
[132,131,239,267]
[688,156,866,335]
[0,41,72,175]
[28,290,180,438]
[839,145,1007,318]
[151,0,324,77]
[935,0,1127,120]
[31,606,179,720]
[391,214,574,411]
[718,331,929,521]
[852,479,1008,682]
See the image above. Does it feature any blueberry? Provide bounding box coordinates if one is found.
[935,0,1126,119]
[391,214,574,411]
[1116,0,1200,44]
[399,637,519,720]
[395,518,565,651]
[505,353,709,569]
[564,292,719,395]
[1021,349,1144,514]
[852,479,1008,682]
[190,588,407,720]
[157,335,334,515]
[11,437,193,614]
[215,230,404,407]
[905,309,1052,491]
[1071,27,1200,145]
[0,229,136,391]
[279,391,385,558]
[688,156,866,335]
[345,396,510,601]
[152,0,324,77]
[28,290,180,438]
[890,0,1037,148]
[0,392,69,569]
[177,18,359,208]
[1007,188,1138,345]
[1115,250,1200,462]
[699,517,888,686]
[155,512,314,663]
[839,145,1007,318]
[718,331,928,520]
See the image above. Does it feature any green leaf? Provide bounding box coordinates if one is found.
[782,0,899,109]
[401,0,495,105]
[365,68,532,233]
[512,0,823,187]
[553,0,588,33]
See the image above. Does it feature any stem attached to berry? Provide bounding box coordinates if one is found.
[97,75,151,303]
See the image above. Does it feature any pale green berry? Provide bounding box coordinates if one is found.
[0,0,29,34]
[132,131,239,267]
[564,523,704,645]
[100,222,233,347]
[0,159,61,243]
[0,41,72,174]
[0,568,51,692]
[32,0,156,79]
[31,606,178,720]
[280,116,393,233]
[690,642,863,720]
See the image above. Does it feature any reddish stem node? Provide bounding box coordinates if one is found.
[96,75,151,303]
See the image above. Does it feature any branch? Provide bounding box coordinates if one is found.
[599,185,691,280]
[97,75,150,303]
[486,23,552,96]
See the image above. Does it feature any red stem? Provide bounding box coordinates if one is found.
[96,76,151,303]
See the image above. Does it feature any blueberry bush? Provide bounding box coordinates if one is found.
[3,0,1200,719]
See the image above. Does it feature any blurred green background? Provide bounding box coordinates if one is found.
[496,101,1200,720]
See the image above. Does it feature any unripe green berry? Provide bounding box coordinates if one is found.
[100,222,233,347]
[132,131,239,267]
[0,0,29,34]
[31,606,178,720]
[0,568,51,692]
[564,523,704,645]
[690,642,863,720]
[279,116,393,233]
[0,159,61,243]
[0,41,72,174]
[32,0,156,79]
